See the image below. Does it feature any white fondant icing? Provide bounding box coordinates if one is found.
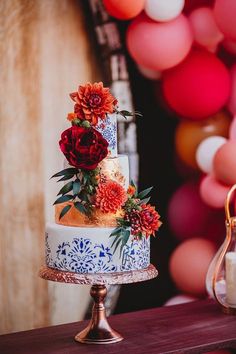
[45,223,150,274]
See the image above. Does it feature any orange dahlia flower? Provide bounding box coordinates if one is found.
[70,82,118,126]
[95,180,127,213]
[127,185,136,196]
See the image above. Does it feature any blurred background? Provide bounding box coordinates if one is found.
[1,3,236,352]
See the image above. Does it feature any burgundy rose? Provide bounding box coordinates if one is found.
[59,126,108,170]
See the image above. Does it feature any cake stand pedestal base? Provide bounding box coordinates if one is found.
[75,284,123,344]
[39,264,158,345]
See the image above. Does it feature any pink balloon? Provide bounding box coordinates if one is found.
[170,238,216,296]
[227,64,236,115]
[213,140,236,185]
[163,50,230,120]
[200,174,230,209]
[229,116,236,140]
[189,7,223,51]
[126,13,193,71]
[164,294,198,306]
[168,180,225,243]
[214,0,236,41]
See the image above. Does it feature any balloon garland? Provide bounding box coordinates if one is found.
[102,0,236,304]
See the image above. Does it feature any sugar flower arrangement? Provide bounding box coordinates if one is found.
[52,82,161,253]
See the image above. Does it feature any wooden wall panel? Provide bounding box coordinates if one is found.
[0,0,99,333]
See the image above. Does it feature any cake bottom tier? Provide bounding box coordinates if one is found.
[46,223,150,274]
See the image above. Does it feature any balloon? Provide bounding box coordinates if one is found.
[137,65,162,80]
[229,116,236,140]
[103,0,145,20]
[213,141,236,185]
[188,7,223,52]
[227,64,236,115]
[169,238,216,296]
[222,39,236,56]
[168,181,225,242]
[200,175,230,209]
[214,0,236,41]
[175,111,231,170]
[144,0,184,22]
[196,136,227,174]
[164,294,197,306]
[163,50,231,119]
[126,14,193,71]
[184,0,215,14]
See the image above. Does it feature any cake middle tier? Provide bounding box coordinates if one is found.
[56,154,129,227]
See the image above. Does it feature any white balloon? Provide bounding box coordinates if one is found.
[196,136,227,174]
[137,64,162,80]
[145,0,185,22]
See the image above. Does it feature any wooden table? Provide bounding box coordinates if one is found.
[1,299,236,354]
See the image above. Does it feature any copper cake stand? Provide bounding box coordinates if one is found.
[39,264,158,345]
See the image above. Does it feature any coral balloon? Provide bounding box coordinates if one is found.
[189,7,223,52]
[214,0,236,41]
[168,181,225,242]
[103,0,145,20]
[164,294,197,306]
[137,65,162,80]
[196,136,227,174]
[227,64,236,115]
[170,238,216,296]
[145,0,184,22]
[229,116,236,140]
[200,175,230,209]
[163,50,230,119]
[126,13,193,71]
[175,111,231,169]
[213,141,236,185]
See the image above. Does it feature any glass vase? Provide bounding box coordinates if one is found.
[206,184,236,315]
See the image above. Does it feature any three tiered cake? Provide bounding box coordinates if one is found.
[45,82,161,274]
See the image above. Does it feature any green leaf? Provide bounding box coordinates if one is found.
[73,179,81,195]
[120,110,133,117]
[113,237,122,255]
[53,194,74,205]
[79,190,89,203]
[59,204,72,220]
[138,197,151,205]
[134,111,143,117]
[57,181,73,196]
[137,186,153,200]
[57,174,75,182]
[51,168,77,179]
[111,232,123,249]
[74,201,87,215]
[109,227,123,237]
[120,229,130,257]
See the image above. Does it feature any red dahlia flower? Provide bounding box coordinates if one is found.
[127,204,161,238]
[59,126,108,170]
[70,82,118,126]
[95,180,127,213]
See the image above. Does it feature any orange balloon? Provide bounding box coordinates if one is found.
[103,0,145,20]
[170,238,216,296]
[175,111,231,169]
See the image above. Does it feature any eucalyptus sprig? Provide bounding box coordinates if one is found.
[51,167,100,220]
[114,108,143,120]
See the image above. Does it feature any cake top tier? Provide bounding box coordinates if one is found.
[66,82,140,157]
